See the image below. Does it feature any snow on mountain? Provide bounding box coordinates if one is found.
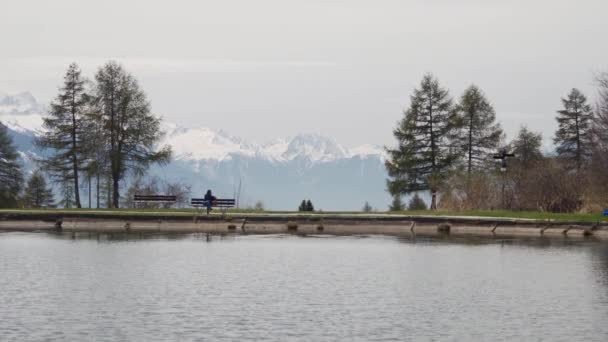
[0,92,45,134]
[1,91,391,210]
[161,123,386,163]
[1,92,386,163]
[161,123,257,161]
[349,144,386,159]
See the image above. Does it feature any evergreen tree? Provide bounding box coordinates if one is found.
[362,201,373,212]
[305,199,314,212]
[23,170,54,208]
[389,195,405,211]
[407,193,427,210]
[456,85,503,174]
[36,63,88,208]
[298,200,307,211]
[0,122,23,207]
[386,74,460,210]
[91,61,172,208]
[510,126,543,167]
[554,88,593,171]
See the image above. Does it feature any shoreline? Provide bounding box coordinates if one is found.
[1,211,607,239]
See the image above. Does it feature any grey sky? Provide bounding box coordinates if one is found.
[1,0,607,148]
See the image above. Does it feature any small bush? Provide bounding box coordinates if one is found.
[408,193,427,211]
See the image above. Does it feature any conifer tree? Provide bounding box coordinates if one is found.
[36,63,88,208]
[554,88,593,171]
[510,126,543,167]
[305,200,314,212]
[456,85,503,174]
[91,61,171,208]
[407,193,428,211]
[386,74,460,210]
[23,170,54,208]
[0,122,23,207]
[389,195,405,211]
[362,201,373,212]
[298,200,307,211]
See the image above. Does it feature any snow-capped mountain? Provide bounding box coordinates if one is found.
[1,92,390,210]
[0,92,44,134]
[161,123,385,164]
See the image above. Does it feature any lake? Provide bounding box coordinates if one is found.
[1,232,608,341]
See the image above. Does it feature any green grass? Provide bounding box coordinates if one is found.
[0,208,606,223]
[387,209,607,223]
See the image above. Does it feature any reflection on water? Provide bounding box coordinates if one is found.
[1,232,607,341]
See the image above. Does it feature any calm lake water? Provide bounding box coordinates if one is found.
[1,232,608,341]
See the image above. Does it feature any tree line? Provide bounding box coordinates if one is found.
[0,62,171,208]
[387,73,608,213]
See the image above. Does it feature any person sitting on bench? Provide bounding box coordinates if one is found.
[204,189,216,214]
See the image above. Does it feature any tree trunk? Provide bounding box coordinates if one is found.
[88,177,91,208]
[112,174,120,208]
[106,175,111,208]
[73,156,81,208]
[96,174,100,209]
[430,190,438,210]
[70,87,81,208]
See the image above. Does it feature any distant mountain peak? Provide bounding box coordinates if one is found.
[1,91,387,163]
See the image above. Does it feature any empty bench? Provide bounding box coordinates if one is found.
[134,194,177,208]
[191,198,236,214]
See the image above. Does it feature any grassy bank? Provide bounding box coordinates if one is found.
[0,208,606,223]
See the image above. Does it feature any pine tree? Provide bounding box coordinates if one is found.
[36,63,88,208]
[407,193,428,211]
[389,195,405,211]
[0,122,23,208]
[362,201,373,212]
[23,170,54,208]
[298,200,307,211]
[305,200,314,212]
[386,74,460,210]
[91,61,172,208]
[554,88,593,171]
[511,126,543,167]
[456,85,503,174]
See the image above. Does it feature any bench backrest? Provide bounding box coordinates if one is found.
[191,198,236,208]
[134,194,177,202]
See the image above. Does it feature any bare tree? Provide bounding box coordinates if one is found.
[91,61,171,208]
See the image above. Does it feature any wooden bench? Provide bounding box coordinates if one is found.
[134,194,177,208]
[191,198,236,214]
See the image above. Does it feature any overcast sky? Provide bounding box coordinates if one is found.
[1,0,607,148]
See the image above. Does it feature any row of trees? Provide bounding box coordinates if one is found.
[387,73,608,212]
[1,62,171,209]
[0,130,56,208]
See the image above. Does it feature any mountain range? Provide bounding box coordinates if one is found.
[0,92,391,210]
